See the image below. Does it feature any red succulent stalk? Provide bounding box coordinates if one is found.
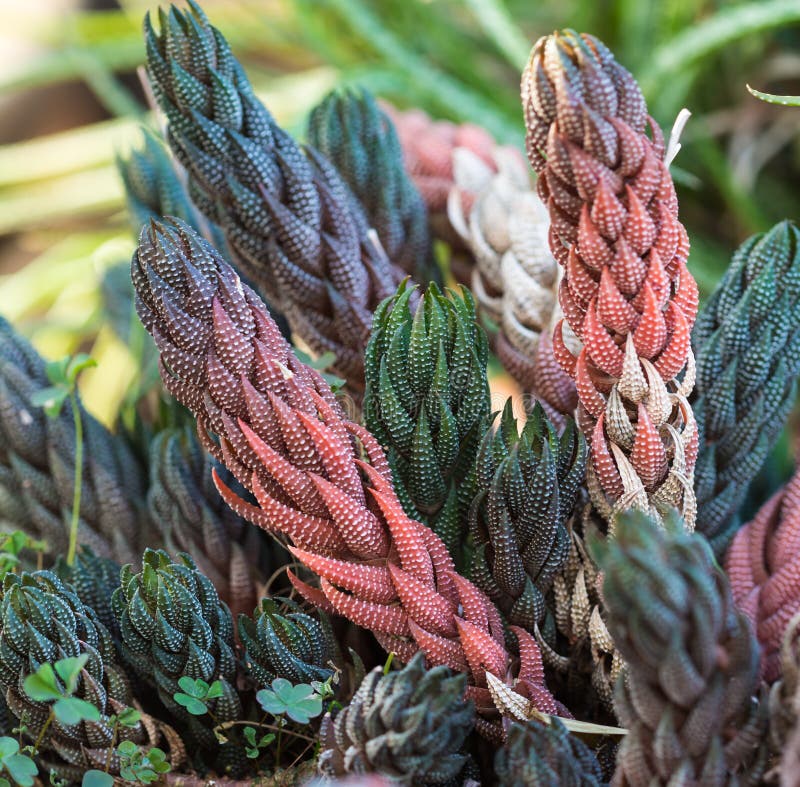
[132,217,565,738]
[382,102,519,286]
[726,466,800,682]
[521,31,699,527]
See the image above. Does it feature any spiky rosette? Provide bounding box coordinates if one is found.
[725,466,800,682]
[596,510,765,785]
[447,142,577,422]
[307,88,437,284]
[56,547,122,642]
[131,217,562,736]
[0,316,152,563]
[522,31,699,527]
[111,548,241,756]
[538,523,622,716]
[693,221,800,554]
[148,426,281,620]
[238,597,336,687]
[468,401,585,633]
[763,613,800,782]
[494,717,605,786]
[145,2,405,393]
[363,280,490,560]
[0,571,179,782]
[118,128,227,252]
[317,652,474,784]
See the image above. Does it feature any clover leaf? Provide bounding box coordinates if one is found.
[81,771,113,787]
[0,737,37,787]
[23,657,99,726]
[52,697,100,726]
[22,664,61,703]
[256,679,323,724]
[242,726,274,759]
[173,676,222,716]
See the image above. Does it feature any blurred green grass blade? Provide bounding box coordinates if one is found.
[0,119,140,187]
[685,234,732,301]
[66,47,144,118]
[643,0,800,94]
[0,38,144,94]
[747,84,800,106]
[0,167,123,235]
[321,0,522,143]
[383,0,521,106]
[612,0,657,70]
[0,67,338,233]
[462,0,531,70]
[0,231,137,425]
[0,231,125,322]
[691,131,771,235]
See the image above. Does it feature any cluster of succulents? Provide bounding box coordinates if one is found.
[2,4,800,785]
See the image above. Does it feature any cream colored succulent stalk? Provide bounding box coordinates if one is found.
[447,146,578,424]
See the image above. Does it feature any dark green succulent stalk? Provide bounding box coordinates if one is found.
[363,280,490,561]
[494,717,605,786]
[0,316,151,564]
[145,2,405,393]
[117,128,227,252]
[469,401,585,634]
[595,510,766,786]
[692,220,800,556]
[111,549,241,759]
[307,88,437,284]
[238,597,336,688]
[116,132,289,344]
[317,652,475,784]
[0,571,156,782]
[148,426,281,621]
[56,547,122,643]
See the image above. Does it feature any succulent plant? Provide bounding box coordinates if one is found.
[538,523,622,716]
[468,401,585,633]
[693,220,800,555]
[317,652,474,784]
[522,31,699,527]
[0,570,175,782]
[494,717,605,786]
[145,2,406,394]
[383,103,515,286]
[111,548,241,760]
[725,464,800,682]
[763,613,800,783]
[117,129,291,345]
[307,88,437,284]
[238,597,336,687]
[0,316,151,563]
[56,547,122,643]
[596,509,765,785]
[447,141,577,422]
[118,128,227,252]
[363,281,491,561]
[148,425,281,620]
[131,217,560,738]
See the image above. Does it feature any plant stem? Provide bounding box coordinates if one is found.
[104,719,119,773]
[66,391,83,567]
[33,710,54,755]
[275,721,283,768]
[214,720,315,745]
